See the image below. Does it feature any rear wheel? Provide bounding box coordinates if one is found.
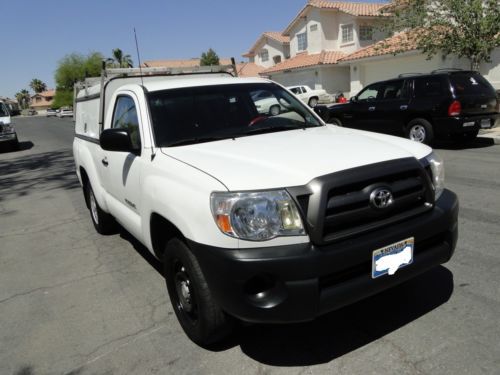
[163,238,233,346]
[308,97,318,107]
[85,183,116,234]
[406,119,434,144]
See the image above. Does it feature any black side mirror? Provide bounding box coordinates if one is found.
[100,128,133,152]
[350,96,357,103]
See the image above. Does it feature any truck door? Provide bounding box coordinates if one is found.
[100,93,145,239]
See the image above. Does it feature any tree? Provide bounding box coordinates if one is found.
[29,79,47,94]
[106,48,133,68]
[53,52,104,107]
[380,0,500,70]
[15,89,31,109]
[200,48,220,66]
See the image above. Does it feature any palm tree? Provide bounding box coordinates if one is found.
[15,89,31,109]
[29,79,47,94]
[106,48,133,68]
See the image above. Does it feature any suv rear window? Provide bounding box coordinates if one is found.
[450,73,495,96]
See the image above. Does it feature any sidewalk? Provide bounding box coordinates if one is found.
[479,125,500,144]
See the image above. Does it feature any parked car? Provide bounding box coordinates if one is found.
[0,101,19,150]
[46,108,58,117]
[315,70,499,144]
[57,107,73,118]
[251,89,286,115]
[287,85,331,107]
[27,109,38,116]
[74,66,458,346]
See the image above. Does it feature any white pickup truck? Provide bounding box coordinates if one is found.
[73,66,458,346]
[287,85,331,107]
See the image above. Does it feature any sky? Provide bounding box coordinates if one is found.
[0,0,387,99]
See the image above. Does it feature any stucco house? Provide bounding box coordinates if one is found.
[30,90,55,112]
[245,0,499,98]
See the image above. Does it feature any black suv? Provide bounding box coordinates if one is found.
[315,70,499,144]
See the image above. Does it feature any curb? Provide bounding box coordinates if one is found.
[478,135,500,145]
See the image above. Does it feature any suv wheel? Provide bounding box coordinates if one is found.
[406,119,434,144]
[85,183,116,234]
[163,238,233,346]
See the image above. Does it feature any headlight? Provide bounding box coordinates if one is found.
[424,152,445,200]
[211,190,305,241]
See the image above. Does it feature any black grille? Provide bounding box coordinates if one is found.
[287,158,434,245]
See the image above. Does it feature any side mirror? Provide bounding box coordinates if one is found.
[100,128,133,152]
[350,96,358,103]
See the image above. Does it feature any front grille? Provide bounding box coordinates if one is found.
[288,158,434,245]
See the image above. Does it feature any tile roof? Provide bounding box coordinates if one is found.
[261,50,347,74]
[284,0,388,34]
[236,62,266,77]
[339,31,418,62]
[243,31,290,57]
[32,89,55,98]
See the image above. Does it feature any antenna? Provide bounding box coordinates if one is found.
[134,27,145,86]
[134,28,156,161]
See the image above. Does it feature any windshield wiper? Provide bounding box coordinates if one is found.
[166,135,233,147]
[242,125,311,136]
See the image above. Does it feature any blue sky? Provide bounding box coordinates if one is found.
[0,0,387,98]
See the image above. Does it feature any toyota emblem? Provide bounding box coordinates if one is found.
[370,188,394,209]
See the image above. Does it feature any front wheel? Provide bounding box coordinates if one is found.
[405,119,434,144]
[85,183,116,234]
[163,238,233,346]
[308,97,318,107]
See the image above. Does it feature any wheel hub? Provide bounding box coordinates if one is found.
[89,190,99,224]
[175,267,193,313]
[410,125,426,143]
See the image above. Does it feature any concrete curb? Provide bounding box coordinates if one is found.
[478,135,500,145]
[479,127,500,145]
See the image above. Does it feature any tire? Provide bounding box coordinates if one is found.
[405,119,434,144]
[269,105,280,116]
[308,97,319,108]
[163,238,233,346]
[329,117,342,127]
[85,183,116,234]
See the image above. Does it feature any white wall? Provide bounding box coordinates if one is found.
[254,38,288,68]
[480,48,500,89]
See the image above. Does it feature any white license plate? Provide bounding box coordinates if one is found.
[481,119,491,128]
[372,238,414,279]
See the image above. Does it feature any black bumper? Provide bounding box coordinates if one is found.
[190,189,458,324]
[434,113,499,137]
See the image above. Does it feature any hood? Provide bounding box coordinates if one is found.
[161,125,431,191]
[0,115,11,125]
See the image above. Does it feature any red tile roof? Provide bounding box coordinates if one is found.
[236,62,266,77]
[339,31,418,62]
[284,0,388,34]
[243,32,290,57]
[261,50,347,74]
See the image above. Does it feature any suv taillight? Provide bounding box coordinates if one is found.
[448,100,462,117]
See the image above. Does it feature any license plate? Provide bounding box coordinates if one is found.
[372,238,414,279]
[481,119,491,129]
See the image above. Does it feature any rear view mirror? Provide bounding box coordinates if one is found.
[100,128,134,153]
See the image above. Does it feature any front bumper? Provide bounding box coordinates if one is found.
[434,113,499,137]
[0,132,17,142]
[190,189,458,323]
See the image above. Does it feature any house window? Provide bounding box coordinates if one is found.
[341,24,354,43]
[310,24,318,32]
[359,25,373,41]
[273,55,282,64]
[259,49,269,62]
[297,32,308,51]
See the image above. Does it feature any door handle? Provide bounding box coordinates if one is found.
[368,106,376,111]
[400,105,408,110]
[101,157,108,167]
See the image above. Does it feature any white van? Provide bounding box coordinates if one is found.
[0,100,18,150]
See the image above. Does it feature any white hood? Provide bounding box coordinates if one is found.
[162,125,432,191]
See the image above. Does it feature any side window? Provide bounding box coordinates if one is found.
[112,96,141,151]
[414,77,444,97]
[357,84,381,101]
[381,80,405,100]
[290,87,301,94]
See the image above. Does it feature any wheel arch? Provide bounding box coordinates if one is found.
[150,212,186,259]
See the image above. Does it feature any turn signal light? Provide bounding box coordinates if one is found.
[448,100,462,117]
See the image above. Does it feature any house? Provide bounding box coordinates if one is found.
[141,58,265,78]
[255,0,388,96]
[246,0,499,97]
[30,90,55,112]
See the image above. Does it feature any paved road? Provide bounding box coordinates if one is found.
[1,117,499,375]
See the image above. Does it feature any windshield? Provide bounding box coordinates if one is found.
[0,103,9,117]
[147,83,322,147]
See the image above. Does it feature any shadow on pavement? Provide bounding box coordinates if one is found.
[434,137,495,150]
[0,141,34,154]
[0,149,79,201]
[233,266,453,366]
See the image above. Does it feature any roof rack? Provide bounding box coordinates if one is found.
[102,63,238,79]
[431,68,464,74]
[398,73,423,78]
